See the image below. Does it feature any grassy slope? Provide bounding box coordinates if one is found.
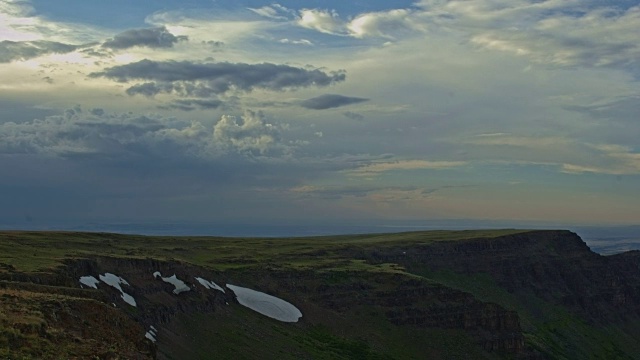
[416,269,640,359]
[0,229,527,273]
[4,229,638,359]
[0,229,528,359]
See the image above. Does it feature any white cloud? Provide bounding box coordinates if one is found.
[296,8,419,39]
[417,0,640,69]
[145,11,278,52]
[213,109,292,157]
[297,9,346,35]
[348,9,415,39]
[0,0,40,41]
[293,2,639,71]
[279,38,313,46]
[0,0,106,43]
[248,5,289,20]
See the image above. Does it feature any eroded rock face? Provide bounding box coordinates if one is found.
[229,269,531,356]
[357,230,640,325]
[60,257,234,327]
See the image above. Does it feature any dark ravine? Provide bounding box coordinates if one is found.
[1,229,639,359]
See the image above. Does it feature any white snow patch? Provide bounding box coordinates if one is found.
[154,272,191,294]
[226,284,302,323]
[145,332,156,342]
[99,273,137,307]
[79,276,99,289]
[195,277,225,293]
[145,325,158,343]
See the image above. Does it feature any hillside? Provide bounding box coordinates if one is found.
[1,229,639,359]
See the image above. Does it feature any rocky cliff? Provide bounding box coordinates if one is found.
[1,229,639,359]
[357,230,640,324]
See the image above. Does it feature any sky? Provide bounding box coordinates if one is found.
[1,0,639,230]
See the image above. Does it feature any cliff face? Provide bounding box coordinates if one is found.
[357,230,640,325]
[235,268,529,355]
[1,229,639,359]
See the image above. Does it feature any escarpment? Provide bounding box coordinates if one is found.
[355,230,640,325]
[1,229,639,359]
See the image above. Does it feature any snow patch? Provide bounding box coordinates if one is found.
[145,325,158,343]
[153,272,191,294]
[79,276,99,289]
[226,284,302,323]
[99,273,137,307]
[195,277,225,293]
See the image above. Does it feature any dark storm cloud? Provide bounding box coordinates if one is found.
[0,40,79,63]
[300,94,368,110]
[91,60,346,97]
[125,82,174,97]
[163,99,225,111]
[102,26,188,50]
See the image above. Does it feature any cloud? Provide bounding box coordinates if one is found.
[279,38,313,46]
[213,110,290,156]
[561,144,640,175]
[343,111,364,121]
[0,40,79,63]
[145,10,281,46]
[0,106,297,160]
[293,2,639,72]
[248,5,291,20]
[124,82,174,97]
[91,59,346,97]
[417,0,640,70]
[463,133,640,175]
[296,8,417,39]
[102,26,187,50]
[564,96,640,123]
[348,9,415,39]
[0,1,108,43]
[300,94,368,110]
[468,134,568,148]
[350,160,468,176]
[0,106,169,157]
[290,184,422,200]
[163,99,225,111]
[297,9,346,35]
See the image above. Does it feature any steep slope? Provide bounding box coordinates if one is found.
[0,229,639,359]
[354,230,640,358]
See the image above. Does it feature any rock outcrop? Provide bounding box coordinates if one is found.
[356,230,640,325]
[2,230,640,359]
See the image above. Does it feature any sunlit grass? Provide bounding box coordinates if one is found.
[0,229,529,273]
